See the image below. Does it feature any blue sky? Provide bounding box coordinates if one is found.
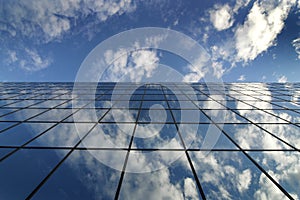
[0,0,299,82]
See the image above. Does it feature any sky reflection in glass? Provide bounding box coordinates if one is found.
[0,82,299,199]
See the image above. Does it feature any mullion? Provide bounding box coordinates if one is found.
[25,122,99,200]
[24,93,120,198]
[0,93,72,132]
[0,82,299,199]
[180,85,295,199]
[161,83,207,200]
[0,145,299,152]
[225,89,300,128]
[114,86,146,200]
[0,89,112,162]
[0,92,54,109]
[195,88,300,151]
[0,92,69,119]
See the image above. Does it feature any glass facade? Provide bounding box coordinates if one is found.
[0,82,299,199]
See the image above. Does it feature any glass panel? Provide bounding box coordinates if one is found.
[133,123,183,149]
[172,109,210,123]
[26,123,87,147]
[63,109,108,123]
[0,148,15,160]
[222,124,292,149]
[56,101,73,108]
[248,151,300,199]
[121,94,143,101]
[79,123,134,148]
[141,101,168,109]
[113,101,141,109]
[30,100,68,108]
[0,108,17,118]
[271,109,300,123]
[143,95,165,100]
[120,151,202,199]
[231,109,286,123]
[190,151,288,199]
[225,100,253,109]
[202,109,247,123]
[0,149,68,199]
[198,100,227,109]
[31,150,125,200]
[165,94,188,101]
[168,100,199,109]
[258,124,300,149]
[95,100,112,108]
[1,109,47,121]
[6,100,43,107]
[28,109,73,122]
[0,123,55,146]
[0,100,17,107]
[138,109,173,123]
[0,122,17,132]
[180,124,237,149]
[272,101,300,109]
[101,109,138,123]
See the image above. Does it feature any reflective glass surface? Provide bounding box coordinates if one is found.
[0,82,299,199]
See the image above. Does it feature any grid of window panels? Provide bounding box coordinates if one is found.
[0,82,299,199]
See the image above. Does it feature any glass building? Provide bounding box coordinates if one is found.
[0,82,299,199]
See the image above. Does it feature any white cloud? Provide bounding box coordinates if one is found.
[209,0,250,32]
[0,0,136,42]
[102,49,159,82]
[235,0,297,62]
[233,0,251,13]
[20,48,52,72]
[237,169,252,193]
[184,178,198,199]
[292,37,300,59]
[209,4,234,31]
[278,75,287,83]
[7,50,18,63]
[6,48,52,72]
[231,84,299,199]
[238,75,246,81]
[1,0,136,73]
[120,165,192,199]
[212,61,225,79]
[182,54,209,82]
[254,172,288,199]
[173,19,179,26]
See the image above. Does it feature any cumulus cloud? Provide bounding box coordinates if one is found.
[7,50,18,64]
[292,37,300,59]
[120,164,197,199]
[182,55,210,82]
[6,48,52,72]
[233,0,251,13]
[237,169,251,193]
[278,75,287,83]
[184,178,198,199]
[23,49,52,71]
[235,0,297,62]
[209,4,234,31]
[254,172,288,199]
[238,75,246,81]
[227,83,300,198]
[211,61,225,79]
[1,0,136,73]
[102,49,159,82]
[0,0,136,43]
[209,0,251,31]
